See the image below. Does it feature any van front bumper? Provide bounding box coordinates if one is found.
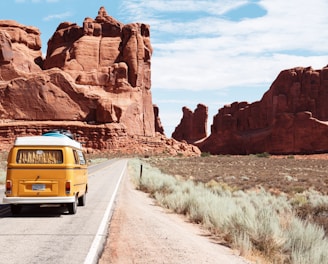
[3,196,76,204]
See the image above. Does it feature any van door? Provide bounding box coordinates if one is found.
[72,149,88,195]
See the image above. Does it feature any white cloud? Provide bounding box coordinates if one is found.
[139,0,328,93]
[152,51,327,91]
[43,11,72,21]
[121,0,248,19]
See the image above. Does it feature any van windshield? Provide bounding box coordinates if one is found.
[16,149,63,164]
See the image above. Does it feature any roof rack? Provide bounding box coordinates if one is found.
[42,130,75,140]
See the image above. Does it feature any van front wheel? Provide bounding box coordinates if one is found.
[68,196,77,214]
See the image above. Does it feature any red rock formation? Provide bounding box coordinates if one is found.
[198,66,328,155]
[0,7,200,157]
[172,104,208,143]
[0,8,153,135]
[0,20,42,77]
[153,105,164,135]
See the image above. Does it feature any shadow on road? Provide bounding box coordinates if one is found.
[0,204,70,218]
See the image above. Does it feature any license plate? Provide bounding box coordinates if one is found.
[32,184,46,191]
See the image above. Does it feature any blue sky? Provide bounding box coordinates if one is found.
[1,0,328,136]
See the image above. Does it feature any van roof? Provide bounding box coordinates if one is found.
[14,136,82,149]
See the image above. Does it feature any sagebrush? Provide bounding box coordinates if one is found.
[129,158,328,264]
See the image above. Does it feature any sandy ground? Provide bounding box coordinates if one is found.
[98,173,252,264]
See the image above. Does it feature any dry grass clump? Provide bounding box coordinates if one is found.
[129,158,328,264]
[291,190,328,235]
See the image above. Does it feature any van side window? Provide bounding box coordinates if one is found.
[77,150,86,165]
[16,149,63,164]
[73,150,79,164]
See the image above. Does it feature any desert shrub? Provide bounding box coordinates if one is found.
[128,159,328,263]
[305,189,328,207]
[291,186,306,193]
[205,179,234,195]
[154,180,196,214]
[290,189,328,216]
[225,190,289,259]
[155,190,191,214]
[200,152,211,157]
[291,190,328,235]
[255,152,270,158]
[232,232,252,257]
[283,217,328,264]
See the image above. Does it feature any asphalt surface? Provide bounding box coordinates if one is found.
[0,159,127,264]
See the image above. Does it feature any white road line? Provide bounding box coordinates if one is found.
[84,159,127,264]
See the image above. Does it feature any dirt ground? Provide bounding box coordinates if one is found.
[99,169,252,264]
[144,154,328,195]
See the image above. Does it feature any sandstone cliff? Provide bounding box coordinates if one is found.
[0,7,200,156]
[197,66,328,155]
[172,104,208,143]
[0,7,153,136]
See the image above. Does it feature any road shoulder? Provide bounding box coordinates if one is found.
[99,172,251,264]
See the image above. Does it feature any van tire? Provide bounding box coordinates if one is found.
[78,193,86,206]
[11,204,22,215]
[68,196,77,214]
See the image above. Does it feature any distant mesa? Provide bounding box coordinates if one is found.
[172,104,208,143]
[173,66,328,155]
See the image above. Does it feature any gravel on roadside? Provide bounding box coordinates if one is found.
[98,172,252,264]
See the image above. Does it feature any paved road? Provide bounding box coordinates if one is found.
[0,159,127,264]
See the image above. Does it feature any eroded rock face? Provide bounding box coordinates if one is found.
[198,66,328,155]
[44,7,152,91]
[0,20,43,77]
[172,104,208,143]
[0,121,200,157]
[0,31,13,64]
[153,104,164,135]
[0,7,155,136]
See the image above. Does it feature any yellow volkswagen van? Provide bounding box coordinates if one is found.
[3,131,88,215]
